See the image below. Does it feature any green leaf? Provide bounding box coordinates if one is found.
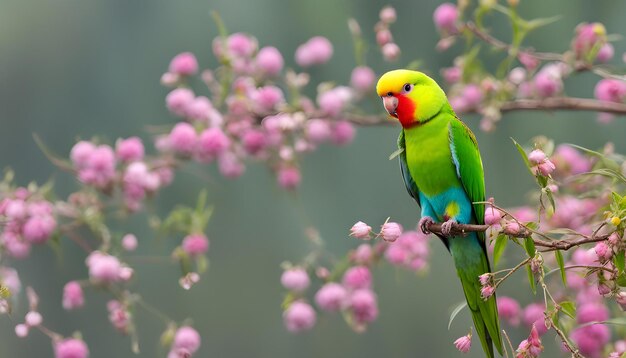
[511,138,534,175]
[614,250,625,274]
[493,234,508,268]
[617,273,626,287]
[388,147,404,160]
[524,237,536,257]
[545,187,556,213]
[526,265,536,294]
[554,250,567,286]
[448,301,468,330]
[584,169,626,185]
[560,301,576,319]
[525,15,562,31]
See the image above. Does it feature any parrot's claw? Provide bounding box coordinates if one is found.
[418,216,435,235]
[441,219,458,236]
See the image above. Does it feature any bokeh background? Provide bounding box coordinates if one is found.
[1,0,626,357]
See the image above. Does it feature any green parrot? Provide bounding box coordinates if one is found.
[376,69,503,358]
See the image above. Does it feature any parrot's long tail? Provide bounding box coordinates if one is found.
[449,232,503,358]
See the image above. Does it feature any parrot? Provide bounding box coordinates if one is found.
[376,69,503,358]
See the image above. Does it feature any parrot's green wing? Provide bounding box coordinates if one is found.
[448,117,504,356]
[398,130,421,206]
[447,118,485,226]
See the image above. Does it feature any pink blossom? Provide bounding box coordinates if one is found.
[503,221,522,236]
[518,52,540,70]
[594,242,612,263]
[70,141,96,168]
[433,3,458,34]
[196,127,230,159]
[479,273,492,286]
[86,251,122,284]
[317,87,351,117]
[533,65,562,97]
[169,122,198,155]
[570,324,611,358]
[186,96,213,122]
[241,130,267,155]
[107,300,130,332]
[62,281,84,310]
[283,301,316,333]
[55,338,89,358]
[22,215,56,244]
[528,149,547,164]
[280,268,310,292]
[342,266,371,290]
[573,22,606,59]
[169,52,198,76]
[77,145,116,188]
[381,43,400,62]
[379,6,397,23]
[115,137,144,162]
[182,234,210,256]
[376,29,393,46]
[256,46,284,76]
[597,43,614,63]
[15,324,28,338]
[536,160,556,176]
[594,78,626,102]
[295,36,333,67]
[306,119,331,144]
[227,33,257,58]
[442,66,462,83]
[552,145,592,174]
[350,66,376,92]
[315,283,347,312]
[165,88,195,117]
[480,285,495,299]
[349,289,378,324]
[352,244,373,264]
[277,166,301,190]
[252,86,284,112]
[330,121,355,145]
[516,325,543,357]
[380,222,402,242]
[218,152,245,178]
[454,334,472,353]
[350,221,372,239]
[484,206,503,226]
[523,303,547,335]
[24,311,42,326]
[577,302,609,324]
[3,233,31,259]
[173,326,201,355]
[122,234,138,251]
[497,296,521,326]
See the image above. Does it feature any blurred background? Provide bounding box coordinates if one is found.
[1,0,626,357]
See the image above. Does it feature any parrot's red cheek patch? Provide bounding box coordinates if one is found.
[396,94,417,128]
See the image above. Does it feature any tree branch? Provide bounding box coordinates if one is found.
[423,221,611,251]
[499,97,626,114]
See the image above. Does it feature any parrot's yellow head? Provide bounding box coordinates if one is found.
[376,69,448,128]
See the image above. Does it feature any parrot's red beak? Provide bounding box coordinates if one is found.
[382,95,399,118]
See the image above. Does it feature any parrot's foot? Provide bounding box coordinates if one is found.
[441,219,458,236]
[418,216,435,235]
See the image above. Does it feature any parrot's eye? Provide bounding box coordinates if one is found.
[402,83,414,94]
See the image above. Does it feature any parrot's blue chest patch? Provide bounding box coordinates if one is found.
[419,187,473,224]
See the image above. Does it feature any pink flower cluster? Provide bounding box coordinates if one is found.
[158,33,360,190]
[70,138,173,211]
[384,230,430,272]
[374,6,401,61]
[515,324,543,358]
[528,149,556,177]
[0,190,57,259]
[55,338,89,358]
[86,251,133,285]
